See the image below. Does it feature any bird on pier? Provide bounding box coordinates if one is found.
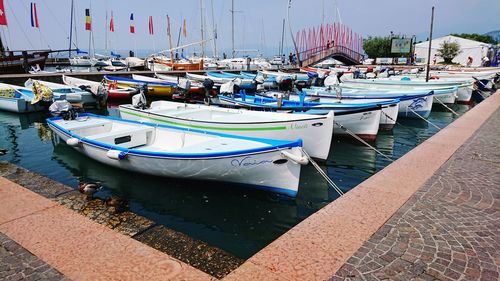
[78,182,102,200]
[0,149,7,156]
[105,196,128,214]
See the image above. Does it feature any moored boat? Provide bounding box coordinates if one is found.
[119,100,334,160]
[0,83,46,113]
[24,79,100,106]
[47,113,308,197]
[62,75,137,100]
[103,75,176,97]
[218,94,383,141]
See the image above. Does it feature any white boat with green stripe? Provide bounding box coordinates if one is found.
[119,101,334,160]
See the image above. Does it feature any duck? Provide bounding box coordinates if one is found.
[78,182,102,200]
[0,149,7,156]
[105,196,128,214]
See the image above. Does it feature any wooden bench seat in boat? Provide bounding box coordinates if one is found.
[85,126,154,149]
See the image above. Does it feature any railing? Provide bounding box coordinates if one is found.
[297,45,364,65]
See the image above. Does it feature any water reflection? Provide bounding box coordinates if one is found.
[0,102,472,259]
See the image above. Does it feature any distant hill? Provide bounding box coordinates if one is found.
[484,30,500,42]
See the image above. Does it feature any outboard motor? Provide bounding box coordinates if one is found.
[49,100,77,120]
[202,78,215,105]
[132,84,148,109]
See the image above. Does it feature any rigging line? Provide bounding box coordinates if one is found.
[39,0,68,36]
[300,148,344,197]
[5,0,35,48]
[408,107,441,130]
[381,111,419,134]
[334,120,394,162]
[434,96,459,117]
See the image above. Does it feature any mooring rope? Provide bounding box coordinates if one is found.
[381,111,419,134]
[334,121,394,162]
[408,108,441,130]
[434,97,459,117]
[300,148,344,197]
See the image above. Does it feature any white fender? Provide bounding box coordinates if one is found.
[66,138,80,147]
[281,150,309,165]
[107,150,127,160]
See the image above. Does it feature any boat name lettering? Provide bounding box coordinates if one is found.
[231,156,273,167]
[360,112,372,120]
[408,97,426,110]
[290,123,308,130]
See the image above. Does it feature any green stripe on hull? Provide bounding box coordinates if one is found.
[120,109,288,131]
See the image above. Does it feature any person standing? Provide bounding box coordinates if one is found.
[288,52,293,65]
[466,56,473,67]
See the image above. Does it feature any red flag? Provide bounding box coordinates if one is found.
[148,16,154,35]
[129,13,135,33]
[166,15,170,36]
[109,11,114,32]
[0,0,8,26]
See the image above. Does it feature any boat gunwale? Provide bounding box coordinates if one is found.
[47,114,303,159]
[119,104,332,126]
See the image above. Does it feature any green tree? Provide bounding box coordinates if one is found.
[363,36,393,58]
[437,41,461,64]
[451,33,496,44]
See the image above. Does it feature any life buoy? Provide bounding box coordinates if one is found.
[108,81,118,90]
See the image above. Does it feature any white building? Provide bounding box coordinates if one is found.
[414,35,493,67]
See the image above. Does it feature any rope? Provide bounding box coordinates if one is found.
[381,111,419,134]
[334,121,394,162]
[434,97,459,117]
[300,148,344,197]
[408,108,441,130]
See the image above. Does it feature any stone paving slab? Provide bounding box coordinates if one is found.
[0,179,212,281]
[0,232,70,281]
[332,109,500,281]
[224,93,499,281]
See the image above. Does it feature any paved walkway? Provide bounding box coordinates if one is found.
[0,233,69,281]
[333,109,500,281]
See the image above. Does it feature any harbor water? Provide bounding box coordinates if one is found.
[0,104,471,259]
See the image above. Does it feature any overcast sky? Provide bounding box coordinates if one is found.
[1,0,499,57]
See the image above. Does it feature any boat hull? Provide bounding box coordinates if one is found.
[0,97,44,113]
[119,104,334,160]
[48,116,303,197]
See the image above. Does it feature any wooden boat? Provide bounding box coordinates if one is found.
[340,79,458,104]
[62,75,137,100]
[152,57,204,71]
[383,76,474,104]
[186,73,256,90]
[0,83,46,113]
[119,100,334,160]
[205,72,256,89]
[25,79,100,106]
[132,74,204,96]
[218,94,383,141]
[103,75,176,97]
[0,50,49,74]
[259,91,400,130]
[47,113,308,197]
[304,87,435,118]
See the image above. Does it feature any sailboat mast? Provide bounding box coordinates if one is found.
[211,0,217,58]
[231,0,235,58]
[105,10,108,54]
[68,0,74,57]
[280,18,285,56]
[200,0,205,58]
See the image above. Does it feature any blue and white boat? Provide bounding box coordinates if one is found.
[25,79,101,106]
[340,79,458,104]
[303,87,435,118]
[218,94,386,141]
[188,72,256,90]
[0,83,46,113]
[47,113,308,197]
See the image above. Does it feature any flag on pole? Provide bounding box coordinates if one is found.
[166,15,171,36]
[30,3,39,28]
[85,9,91,30]
[148,16,154,35]
[129,13,135,33]
[109,11,114,32]
[0,0,8,26]
[182,18,187,37]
